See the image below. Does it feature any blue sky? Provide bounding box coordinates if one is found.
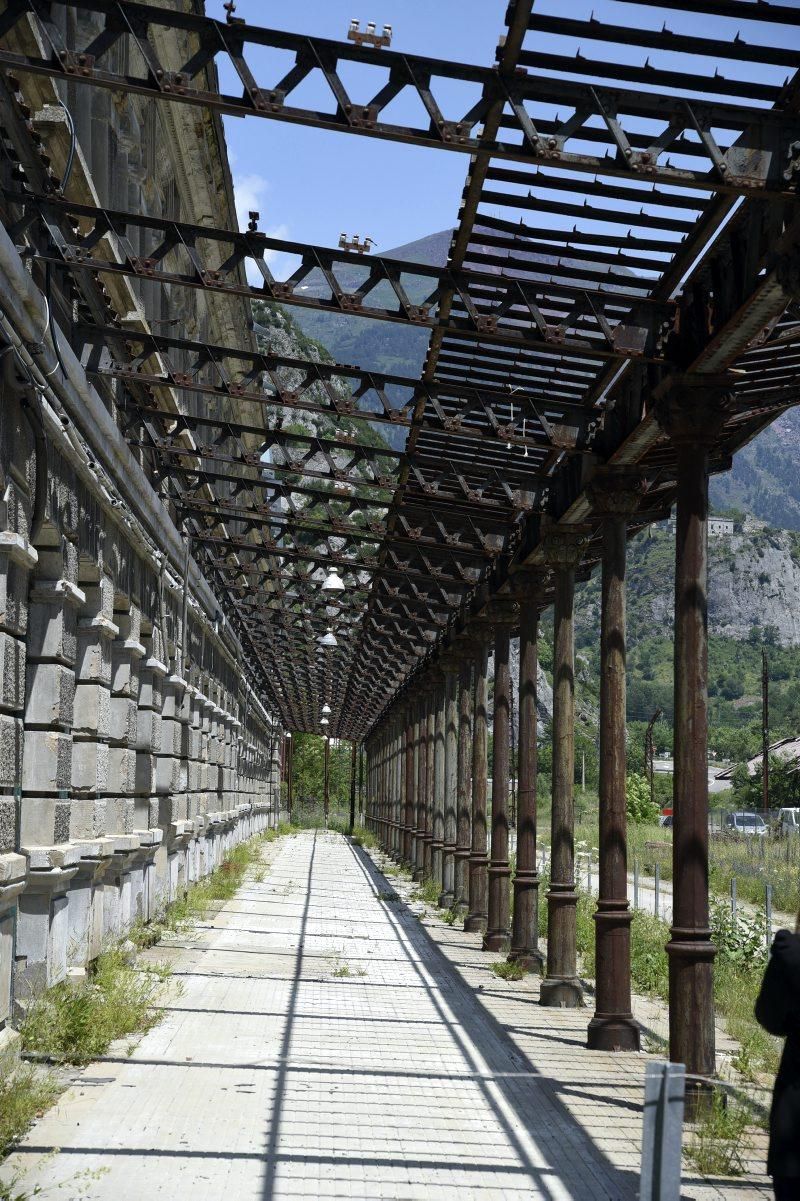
[205,0,800,265]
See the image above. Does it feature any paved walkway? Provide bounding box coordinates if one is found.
[2,831,771,1200]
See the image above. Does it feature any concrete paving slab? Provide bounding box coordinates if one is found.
[0,830,773,1200]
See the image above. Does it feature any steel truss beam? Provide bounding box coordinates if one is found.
[137,436,541,513]
[199,530,482,589]
[0,0,796,196]
[12,193,670,362]
[176,495,502,559]
[80,325,592,452]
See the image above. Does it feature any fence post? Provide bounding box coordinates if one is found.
[730,876,737,923]
[654,863,661,920]
[766,883,773,948]
[634,859,639,911]
[640,1061,686,1201]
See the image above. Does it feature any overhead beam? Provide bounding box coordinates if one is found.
[0,0,796,195]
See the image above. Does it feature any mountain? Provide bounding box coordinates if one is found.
[710,410,800,531]
[290,227,800,533]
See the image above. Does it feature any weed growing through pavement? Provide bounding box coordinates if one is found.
[329,955,366,979]
[20,947,173,1065]
[0,1067,59,1159]
[490,960,526,981]
[0,1155,108,1200]
[684,1092,753,1177]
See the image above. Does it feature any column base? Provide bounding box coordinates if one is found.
[586,1014,640,1051]
[507,947,544,974]
[482,928,510,953]
[412,867,424,882]
[464,911,487,934]
[539,975,584,1007]
[438,889,454,909]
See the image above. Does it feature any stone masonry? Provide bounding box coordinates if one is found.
[0,1,282,1061]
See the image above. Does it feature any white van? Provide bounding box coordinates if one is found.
[778,807,800,835]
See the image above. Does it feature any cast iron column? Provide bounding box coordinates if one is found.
[541,534,584,1007]
[657,376,729,1111]
[414,695,427,880]
[286,733,293,823]
[465,639,489,933]
[404,705,415,866]
[483,603,517,952]
[587,481,640,1050]
[424,691,436,879]
[348,739,357,835]
[509,580,545,973]
[323,733,330,826]
[431,672,446,889]
[453,655,473,918]
[439,661,459,908]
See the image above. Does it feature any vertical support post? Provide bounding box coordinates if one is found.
[424,690,436,879]
[541,533,583,1007]
[348,739,357,834]
[440,663,458,908]
[484,604,516,953]
[414,695,427,881]
[465,639,489,933]
[286,733,293,823]
[358,743,364,827]
[656,374,728,1113]
[639,1062,686,1201]
[323,734,330,828]
[588,493,639,1049]
[510,585,544,972]
[431,674,446,889]
[762,647,769,817]
[453,655,473,918]
[404,706,415,866]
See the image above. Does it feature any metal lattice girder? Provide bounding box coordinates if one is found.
[175,491,506,560]
[0,0,798,196]
[201,525,484,587]
[79,325,594,452]
[12,194,674,362]
[137,435,544,513]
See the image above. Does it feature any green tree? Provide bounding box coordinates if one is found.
[626,773,659,823]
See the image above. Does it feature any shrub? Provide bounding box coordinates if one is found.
[626,773,659,823]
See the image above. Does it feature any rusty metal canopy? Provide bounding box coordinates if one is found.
[1,0,798,736]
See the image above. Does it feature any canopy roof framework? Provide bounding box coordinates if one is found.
[1,0,799,736]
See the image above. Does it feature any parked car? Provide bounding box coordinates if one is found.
[778,807,800,836]
[725,811,768,837]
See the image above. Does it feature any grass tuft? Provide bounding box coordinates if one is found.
[684,1092,753,1177]
[490,960,526,981]
[20,948,172,1065]
[0,1065,59,1159]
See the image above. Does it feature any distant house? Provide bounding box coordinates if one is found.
[715,735,800,783]
[708,517,735,537]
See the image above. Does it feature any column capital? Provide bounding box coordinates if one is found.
[485,597,519,632]
[652,372,735,445]
[507,566,549,601]
[540,527,589,571]
[586,470,648,518]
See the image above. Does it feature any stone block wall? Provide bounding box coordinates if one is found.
[0,2,284,1060]
[0,396,279,1056]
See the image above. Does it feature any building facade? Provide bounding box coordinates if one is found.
[0,2,280,1061]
